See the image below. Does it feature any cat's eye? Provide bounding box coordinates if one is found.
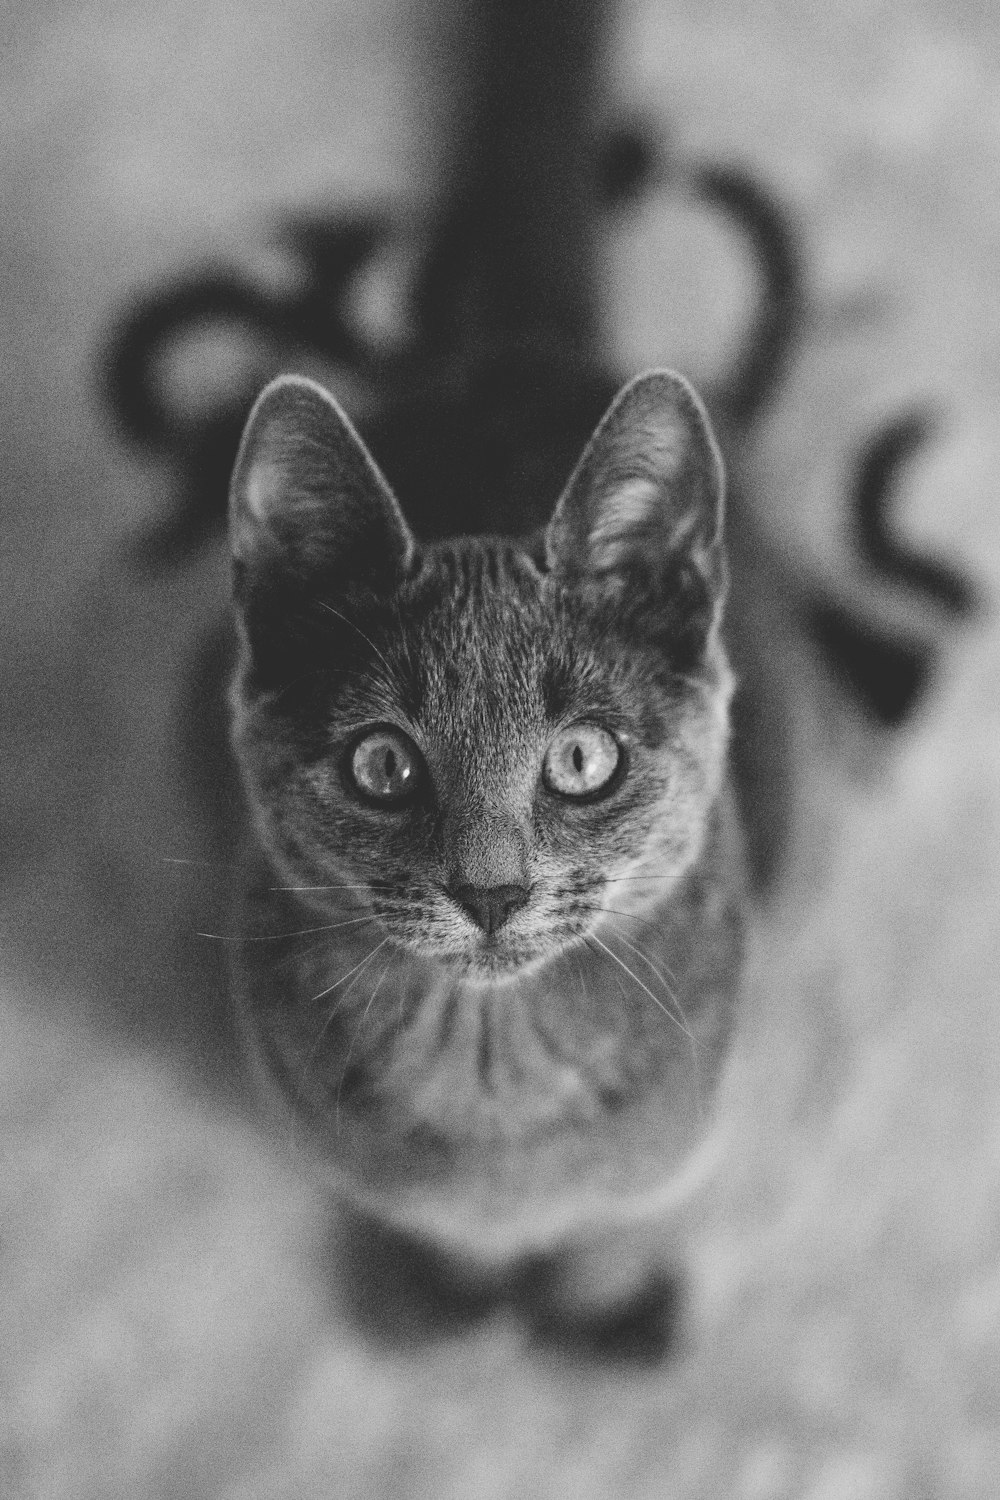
[348,728,423,805]
[542,723,622,800]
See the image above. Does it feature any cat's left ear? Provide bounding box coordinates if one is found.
[229,375,414,601]
[545,370,727,654]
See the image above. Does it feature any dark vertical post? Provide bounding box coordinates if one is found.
[425,0,610,367]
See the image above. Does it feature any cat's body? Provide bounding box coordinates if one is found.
[228,370,746,1305]
[234,807,740,1262]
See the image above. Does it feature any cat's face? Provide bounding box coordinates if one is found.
[229,371,732,981]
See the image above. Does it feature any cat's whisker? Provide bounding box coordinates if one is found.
[370,954,403,1045]
[587,907,683,987]
[603,926,688,1026]
[274,661,379,696]
[584,933,694,1042]
[590,928,705,1119]
[317,601,396,680]
[575,900,683,986]
[198,915,375,943]
[292,936,391,1130]
[162,856,237,869]
[270,933,346,981]
[268,883,378,893]
[335,945,397,1131]
[306,936,390,1008]
[570,948,590,1012]
[582,934,628,1010]
[380,952,410,1047]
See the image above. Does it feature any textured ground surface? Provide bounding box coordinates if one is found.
[2,1,999,1496]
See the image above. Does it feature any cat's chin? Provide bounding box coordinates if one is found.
[421,933,559,984]
[452,950,545,983]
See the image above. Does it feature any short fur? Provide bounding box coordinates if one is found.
[229,370,745,1266]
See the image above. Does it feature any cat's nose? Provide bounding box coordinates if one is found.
[448,882,530,936]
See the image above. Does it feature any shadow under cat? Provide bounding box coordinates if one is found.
[332,1207,682,1366]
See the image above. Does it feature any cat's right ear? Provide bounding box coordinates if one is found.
[229,375,414,606]
[544,370,726,662]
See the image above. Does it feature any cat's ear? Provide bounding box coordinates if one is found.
[545,370,726,657]
[229,375,414,602]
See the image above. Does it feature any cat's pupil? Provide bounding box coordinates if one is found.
[542,723,620,799]
[350,730,420,803]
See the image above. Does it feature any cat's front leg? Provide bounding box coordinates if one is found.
[517,1218,682,1363]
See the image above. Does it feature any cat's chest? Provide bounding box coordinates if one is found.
[251,910,741,1249]
[320,897,736,1141]
[235,846,743,1247]
[369,958,653,1139]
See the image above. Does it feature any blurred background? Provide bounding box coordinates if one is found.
[2,1,999,1495]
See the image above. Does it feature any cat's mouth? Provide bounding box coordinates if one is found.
[369,887,583,977]
[388,918,554,978]
[429,919,584,981]
[458,933,541,976]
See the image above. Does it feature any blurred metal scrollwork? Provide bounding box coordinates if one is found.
[101,0,975,735]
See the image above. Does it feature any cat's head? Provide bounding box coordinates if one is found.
[228,370,733,978]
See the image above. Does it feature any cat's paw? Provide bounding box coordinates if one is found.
[517,1226,682,1365]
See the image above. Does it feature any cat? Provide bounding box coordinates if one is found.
[227,365,745,1346]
